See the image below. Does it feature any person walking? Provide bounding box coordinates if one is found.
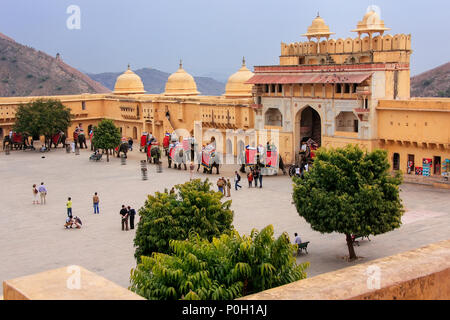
[189,162,195,180]
[247,171,253,188]
[226,179,231,197]
[93,192,100,214]
[127,206,136,230]
[120,205,129,231]
[38,182,47,204]
[66,197,73,217]
[234,171,242,191]
[258,169,263,188]
[32,184,39,204]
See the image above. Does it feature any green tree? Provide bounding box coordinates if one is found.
[134,179,234,262]
[130,225,308,300]
[91,119,121,162]
[13,99,72,147]
[292,145,404,260]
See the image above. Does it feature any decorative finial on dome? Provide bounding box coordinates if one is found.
[317,11,320,17]
[127,63,130,70]
[179,59,183,69]
[242,56,246,67]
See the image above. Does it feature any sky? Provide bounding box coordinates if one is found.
[0,0,448,79]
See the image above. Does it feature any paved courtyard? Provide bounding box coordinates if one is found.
[0,146,449,289]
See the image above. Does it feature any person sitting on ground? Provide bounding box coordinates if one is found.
[73,216,82,229]
[64,216,74,229]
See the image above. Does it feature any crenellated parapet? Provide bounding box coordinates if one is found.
[281,34,411,56]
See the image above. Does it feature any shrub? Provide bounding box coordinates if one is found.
[130,225,308,300]
[133,179,234,262]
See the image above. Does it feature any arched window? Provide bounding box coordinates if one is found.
[265,108,283,127]
[393,153,400,170]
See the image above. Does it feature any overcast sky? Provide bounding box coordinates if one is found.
[1,0,448,78]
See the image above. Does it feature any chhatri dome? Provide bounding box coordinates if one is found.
[302,13,335,40]
[164,60,199,96]
[224,57,254,98]
[352,9,390,36]
[113,65,146,95]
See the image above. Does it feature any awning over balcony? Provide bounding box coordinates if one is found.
[245,72,373,84]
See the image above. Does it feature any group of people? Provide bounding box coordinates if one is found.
[119,205,137,231]
[216,177,232,197]
[32,182,47,205]
[246,166,263,188]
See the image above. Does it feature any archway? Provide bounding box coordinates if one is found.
[264,108,283,127]
[133,127,138,140]
[0,128,3,139]
[299,106,321,145]
[295,106,322,156]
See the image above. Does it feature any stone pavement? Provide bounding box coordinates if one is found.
[0,146,449,288]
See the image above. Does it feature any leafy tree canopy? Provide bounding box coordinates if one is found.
[292,145,403,259]
[130,225,308,300]
[134,179,234,262]
[91,119,121,151]
[13,99,72,140]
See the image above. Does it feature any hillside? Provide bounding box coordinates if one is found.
[411,62,450,97]
[88,68,226,96]
[0,32,109,97]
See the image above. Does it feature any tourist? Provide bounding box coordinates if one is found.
[294,233,302,245]
[189,162,195,180]
[73,216,82,229]
[217,177,225,194]
[253,167,259,188]
[226,179,231,197]
[128,137,133,151]
[247,171,253,188]
[127,206,136,230]
[234,171,242,191]
[38,182,47,205]
[32,184,39,204]
[64,216,74,229]
[295,166,301,177]
[93,192,100,214]
[67,197,73,217]
[120,205,129,231]
[258,169,263,188]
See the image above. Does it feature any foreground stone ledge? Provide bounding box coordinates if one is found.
[240,239,450,300]
[3,265,144,300]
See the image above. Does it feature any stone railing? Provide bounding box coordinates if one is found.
[3,240,449,300]
[240,240,449,300]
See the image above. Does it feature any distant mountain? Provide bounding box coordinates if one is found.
[411,62,450,97]
[0,32,109,97]
[88,68,226,96]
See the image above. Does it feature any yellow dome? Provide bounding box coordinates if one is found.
[352,10,390,34]
[302,14,335,39]
[164,61,199,96]
[113,65,146,95]
[224,57,254,98]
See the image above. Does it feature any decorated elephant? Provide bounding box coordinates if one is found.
[50,132,66,148]
[200,145,221,175]
[168,143,188,170]
[147,143,161,164]
[115,142,129,158]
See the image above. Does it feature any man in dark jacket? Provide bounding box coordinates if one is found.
[127,206,136,230]
[120,205,129,231]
